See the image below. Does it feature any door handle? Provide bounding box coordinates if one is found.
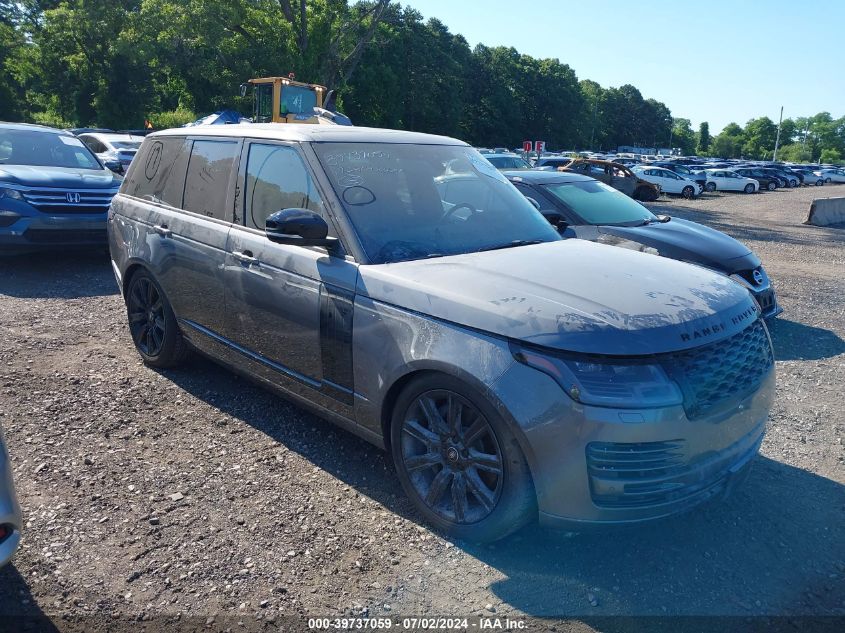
[153,224,172,237]
[232,250,258,265]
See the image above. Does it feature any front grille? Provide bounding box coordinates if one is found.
[23,188,116,215]
[23,228,107,244]
[669,319,773,419]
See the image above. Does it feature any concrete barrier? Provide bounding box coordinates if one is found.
[805,197,845,227]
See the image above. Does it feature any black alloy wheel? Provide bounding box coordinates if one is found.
[128,275,166,357]
[125,270,189,368]
[682,185,695,199]
[399,390,503,525]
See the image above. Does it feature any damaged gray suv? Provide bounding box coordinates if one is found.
[109,125,775,541]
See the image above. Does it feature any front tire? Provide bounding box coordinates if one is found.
[681,185,695,199]
[126,270,189,368]
[744,183,756,194]
[816,179,824,186]
[766,181,776,191]
[390,374,535,542]
[705,182,716,192]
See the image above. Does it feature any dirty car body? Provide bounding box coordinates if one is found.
[505,170,782,319]
[109,125,775,540]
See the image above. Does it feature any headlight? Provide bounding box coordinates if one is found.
[513,346,683,408]
[0,187,24,201]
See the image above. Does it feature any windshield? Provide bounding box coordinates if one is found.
[542,180,656,225]
[111,141,141,150]
[0,129,102,170]
[312,143,560,264]
[486,155,531,169]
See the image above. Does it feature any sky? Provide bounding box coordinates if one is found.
[408,0,845,134]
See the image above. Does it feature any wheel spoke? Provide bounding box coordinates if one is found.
[145,328,154,354]
[467,449,502,475]
[465,468,495,512]
[404,452,441,472]
[419,397,449,435]
[425,468,452,506]
[404,419,439,447]
[150,325,163,352]
[451,472,468,523]
[128,310,146,324]
[146,280,155,305]
[446,395,462,435]
[462,418,487,447]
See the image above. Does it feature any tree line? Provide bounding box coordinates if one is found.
[1,0,842,162]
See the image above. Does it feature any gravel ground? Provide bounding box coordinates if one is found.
[0,185,843,632]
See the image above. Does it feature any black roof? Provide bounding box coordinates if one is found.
[501,169,595,185]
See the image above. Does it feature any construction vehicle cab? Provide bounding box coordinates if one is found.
[241,76,350,125]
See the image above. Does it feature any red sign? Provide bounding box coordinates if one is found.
[523,141,532,153]
[534,141,545,154]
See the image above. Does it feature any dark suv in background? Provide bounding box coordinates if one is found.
[734,167,780,191]
[0,122,121,252]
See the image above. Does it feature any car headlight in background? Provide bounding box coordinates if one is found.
[0,187,24,201]
[513,346,683,409]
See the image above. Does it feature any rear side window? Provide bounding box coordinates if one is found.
[244,143,325,230]
[183,140,239,221]
[123,137,191,207]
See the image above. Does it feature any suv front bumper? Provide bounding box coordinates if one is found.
[492,360,775,528]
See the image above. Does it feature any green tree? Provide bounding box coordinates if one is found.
[742,116,777,159]
[697,121,710,154]
[710,122,745,158]
[776,143,812,163]
[820,148,842,164]
[670,118,696,155]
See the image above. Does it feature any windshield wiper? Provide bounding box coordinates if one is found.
[476,239,545,253]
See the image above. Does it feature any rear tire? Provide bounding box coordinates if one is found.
[126,270,189,368]
[390,373,536,542]
[744,183,756,194]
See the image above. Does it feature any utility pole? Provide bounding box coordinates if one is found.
[773,106,784,162]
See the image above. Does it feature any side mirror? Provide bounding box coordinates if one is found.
[656,214,671,223]
[265,208,339,249]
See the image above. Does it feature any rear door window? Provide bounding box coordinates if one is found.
[183,140,239,221]
[123,137,191,207]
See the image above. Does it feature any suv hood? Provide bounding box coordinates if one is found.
[0,165,120,189]
[357,240,759,355]
[598,217,760,274]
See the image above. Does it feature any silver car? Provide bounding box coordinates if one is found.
[0,423,22,567]
[109,125,775,541]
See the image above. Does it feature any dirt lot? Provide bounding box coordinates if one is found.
[1,185,843,632]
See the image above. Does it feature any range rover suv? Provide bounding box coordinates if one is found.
[0,122,121,252]
[109,125,775,541]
